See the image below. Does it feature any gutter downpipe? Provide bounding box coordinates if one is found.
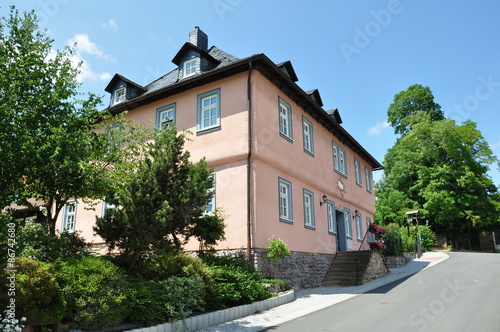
[246,60,253,267]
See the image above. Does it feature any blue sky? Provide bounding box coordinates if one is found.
[3,0,500,186]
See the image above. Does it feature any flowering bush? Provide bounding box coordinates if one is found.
[0,310,26,332]
[368,222,386,235]
[369,241,387,251]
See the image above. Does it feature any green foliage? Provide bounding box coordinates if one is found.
[55,256,128,330]
[0,258,65,324]
[399,225,437,252]
[376,113,500,242]
[16,220,89,262]
[387,84,444,136]
[127,276,205,326]
[94,127,225,269]
[381,224,404,256]
[203,255,273,310]
[399,227,417,252]
[0,7,151,235]
[416,225,437,251]
[265,236,291,262]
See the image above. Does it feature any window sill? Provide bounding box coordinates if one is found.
[304,224,316,230]
[304,149,315,157]
[279,218,293,225]
[334,169,348,179]
[279,132,293,143]
[196,125,221,136]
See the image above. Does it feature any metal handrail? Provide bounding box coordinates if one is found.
[358,228,370,251]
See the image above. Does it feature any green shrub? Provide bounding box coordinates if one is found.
[399,225,437,252]
[266,236,291,262]
[127,276,205,326]
[55,256,128,330]
[203,255,273,310]
[381,224,404,256]
[417,225,437,251]
[16,220,89,262]
[0,258,65,324]
[400,227,416,252]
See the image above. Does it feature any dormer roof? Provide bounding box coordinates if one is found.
[306,89,324,107]
[104,74,146,94]
[277,60,298,82]
[171,42,220,66]
[326,108,343,124]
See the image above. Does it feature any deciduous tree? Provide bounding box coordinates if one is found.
[387,84,444,135]
[0,7,147,235]
[376,117,500,244]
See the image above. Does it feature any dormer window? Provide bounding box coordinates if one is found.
[113,87,126,105]
[183,58,198,78]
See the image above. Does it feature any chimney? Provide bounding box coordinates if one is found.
[189,26,208,51]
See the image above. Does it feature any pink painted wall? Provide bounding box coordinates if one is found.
[250,72,374,254]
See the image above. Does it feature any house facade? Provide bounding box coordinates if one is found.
[56,27,382,283]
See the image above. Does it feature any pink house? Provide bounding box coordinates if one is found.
[56,27,383,286]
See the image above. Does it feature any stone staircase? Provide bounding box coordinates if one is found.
[322,250,388,287]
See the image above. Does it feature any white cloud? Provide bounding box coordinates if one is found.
[68,34,117,62]
[65,34,114,83]
[368,121,390,136]
[103,19,118,31]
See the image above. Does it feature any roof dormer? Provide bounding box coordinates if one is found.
[277,60,298,82]
[105,74,146,107]
[172,27,220,79]
[306,89,324,107]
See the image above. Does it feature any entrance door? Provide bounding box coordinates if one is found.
[336,209,347,252]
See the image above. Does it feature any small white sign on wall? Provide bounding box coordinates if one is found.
[347,239,352,250]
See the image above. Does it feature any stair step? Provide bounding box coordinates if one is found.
[321,251,375,287]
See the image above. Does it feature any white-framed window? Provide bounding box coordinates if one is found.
[354,158,362,187]
[327,200,336,234]
[365,166,373,193]
[197,89,220,133]
[303,189,315,229]
[102,200,117,218]
[106,124,121,154]
[62,201,77,233]
[356,212,363,241]
[344,209,352,238]
[302,116,314,155]
[206,174,216,214]
[279,177,293,223]
[156,104,176,129]
[183,58,198,78]
[113,87,126,105]
[366,217,374,242]
[332,141,348,177]
[279,97,293,141]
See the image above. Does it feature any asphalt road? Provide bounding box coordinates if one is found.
[264,252,500,332]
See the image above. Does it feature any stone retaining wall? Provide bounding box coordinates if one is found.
[384,252,418,268]
[362,250,389,283]
[253,249,335,289]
